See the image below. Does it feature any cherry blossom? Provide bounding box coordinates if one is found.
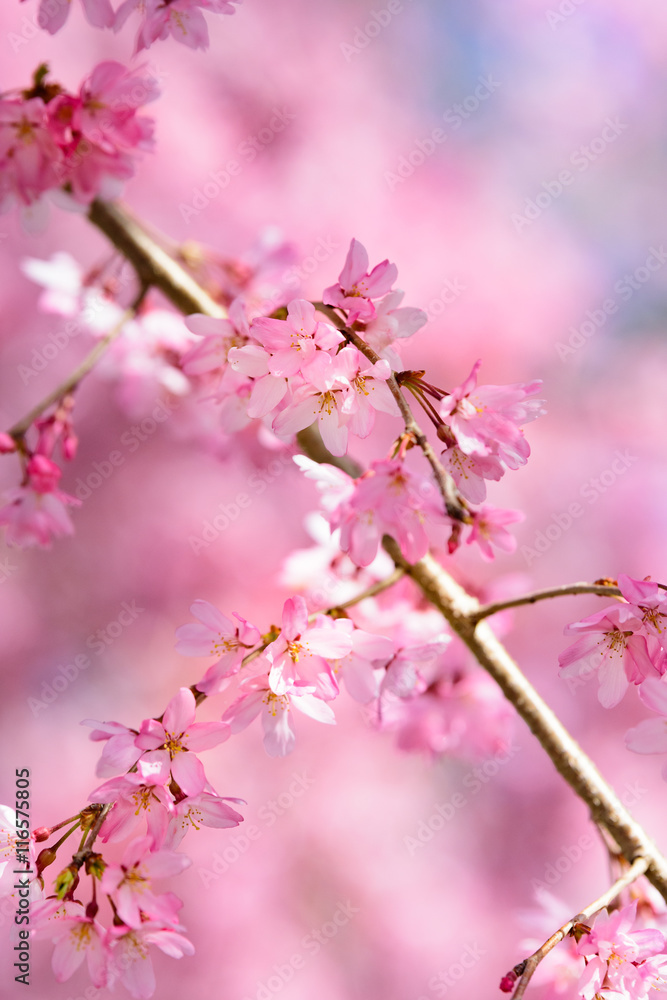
[115,0,241,52]
[0,454,80,548]
[100,836,191,928]
[223,672,336,757]
[303,457,443,567]
[165,792,245,848]
[362,289,428,368]
[176,600,261,694]
[106,921,195,999]
[558,604,658,708]
[466,504,524,561]
[260,595,352,694]
[0,95,61,222]
[618,574,667,649]
[91,773,174,846]
[33,901,110,987]
[82,719,142,777]
[322,238,398,324]
[248,298,343,377]
[134,688,230,796]
[576,901,666,1000]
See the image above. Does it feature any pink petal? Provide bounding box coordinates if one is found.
[625,718,667,754]
[163,688,196,735]
[262,703,296,757]
[171,753,207,796]
[339,238,369,288]
[291,692,336,724]
[639,677,667,715]
[184,721,230,751]
[282,595,309,639]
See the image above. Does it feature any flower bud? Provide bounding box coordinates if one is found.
[36,848,57,874]
[33,827,51,843]
[55,865,79,899]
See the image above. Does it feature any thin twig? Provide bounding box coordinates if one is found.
[471,583,623,623]
[509,856,649,1000]
[334,567,405,610]
[72,803,112,868]
[8,285,149,440]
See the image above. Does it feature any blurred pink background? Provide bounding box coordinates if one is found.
[2,1,667,998]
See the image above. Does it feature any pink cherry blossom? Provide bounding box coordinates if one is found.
[115,0,241,53]
[558,604,658,708]
[175,600,261,694]
[107,921,195,999]
[83,718,142,777]
[165,792,245,848]
[618,574,667,649]
[322,238,398,324]
[362,289,428,368]
[261,595,352,694]
[182,298,251,394]
[0,96,61,217]
[76,61,159,153]
[0,454,80,548]
[100,836,191,928]
[273,345,397,455]
[319,458,443,567]
[33,901,110,987]
[439,359,544,468]
[440,445,505,504]
[249,299,343,377]
[466,505,524,561]
[327,618,395,703]
[135,688,230,796]
[576,902,666,1000]
[91,773,174,846]
[222,673,336,757]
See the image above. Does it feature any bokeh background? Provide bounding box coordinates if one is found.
[2,1,667,998]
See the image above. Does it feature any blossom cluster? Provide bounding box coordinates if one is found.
[2,584,516,998]
[23,0,241,50]
[510,892,667,1000]
[3,239,543,561]
[558,574,667,777]
[0,61,157,227]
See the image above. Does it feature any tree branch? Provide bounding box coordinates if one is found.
[8,285,148,440]
[471,582,623,623]
[508,855,649,1000]
[86,198,667,903]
